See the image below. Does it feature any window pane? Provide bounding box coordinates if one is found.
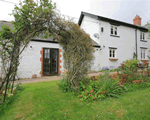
[141,49,143,59]
[115,27,117,35]
[144,49,145,59]
[111,26,113,34]
[113,50,115,54]
[141,49,146,59]
[110,50,112,54]
[113,54,115,57]
[143,33,145,40]
[110,50,112,57]
[140,32,142,40]
[115,31,117,35]
[113,50,115,57]
[111,30,113,34]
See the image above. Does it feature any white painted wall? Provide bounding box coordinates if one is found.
[17,41,64,79]
[81,15,150,71]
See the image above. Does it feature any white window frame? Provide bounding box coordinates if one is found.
[141,48,146,60]
[140,32,145,40]
[109,49,116,58]
[111,25,118,36]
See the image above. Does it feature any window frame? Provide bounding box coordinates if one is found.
[141,48,146,60]
[109,48,116,58]
[110,25,118,36]
[140,32,145,40]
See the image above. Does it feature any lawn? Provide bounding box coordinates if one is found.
[0,80,150,120]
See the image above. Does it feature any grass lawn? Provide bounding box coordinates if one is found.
[0,80,150,120]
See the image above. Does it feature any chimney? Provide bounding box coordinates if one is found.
[133,15,141,26]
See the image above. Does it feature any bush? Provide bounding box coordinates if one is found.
[78,73,125,101]
[77,71,150,101]
[125,59,139,70]
[58,79,70,93]
[123,82,150,92]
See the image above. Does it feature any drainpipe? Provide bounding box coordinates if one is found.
[99,22,101,45]
[135,29,137,60]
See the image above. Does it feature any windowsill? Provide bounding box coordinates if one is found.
[140,40,147,42]
[109,58,118,61]
[141,60,148,62]
[110,35,120,38]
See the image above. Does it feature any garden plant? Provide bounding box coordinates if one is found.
[59,59,150,101]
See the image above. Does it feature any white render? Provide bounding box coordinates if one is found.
[80,15,150,71]
[17,41,64,79]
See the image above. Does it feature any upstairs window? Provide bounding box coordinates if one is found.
[140,32,145,40]
[111,26,117,36]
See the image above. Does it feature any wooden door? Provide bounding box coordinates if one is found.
[43,48,59,75]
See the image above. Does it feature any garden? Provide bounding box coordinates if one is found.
[0,59,150,119]
[0,76,150,119]
[59,59,150,101]
[0,0,150,119]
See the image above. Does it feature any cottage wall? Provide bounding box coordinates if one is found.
[17,41,64,79]
[81,15,150,71]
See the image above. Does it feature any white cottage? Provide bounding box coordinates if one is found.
[0,12,150,79]
[78,12,150,71]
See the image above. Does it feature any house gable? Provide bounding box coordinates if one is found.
[78,12,148,32]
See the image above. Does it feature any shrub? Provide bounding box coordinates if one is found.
[123,81,150,92]
[58,79,70,93]
[78,73,125,101]
[77,70,150,101]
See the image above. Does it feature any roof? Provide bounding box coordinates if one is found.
[31,36,58,43]
[31,36,100,48]
[143,24,150,29]
[0,21,13,30]
[92,40,100,48]
[78,12,148,32]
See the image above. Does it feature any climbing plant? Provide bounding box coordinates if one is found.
[0,0,94,103]
[51,21,94,88]
[0,0,57,103]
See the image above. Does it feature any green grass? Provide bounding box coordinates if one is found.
[0,80,150,120]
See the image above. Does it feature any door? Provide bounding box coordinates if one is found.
[43,48,59,75]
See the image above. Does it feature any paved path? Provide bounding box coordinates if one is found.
[13,71,119,85]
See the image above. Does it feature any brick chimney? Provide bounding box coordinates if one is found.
[133,15,141,26]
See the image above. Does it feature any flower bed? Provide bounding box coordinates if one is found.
[78,71,150,101]
[59,59,150,101]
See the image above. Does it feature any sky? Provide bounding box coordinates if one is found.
[0,0,150,26]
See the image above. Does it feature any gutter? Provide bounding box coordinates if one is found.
[135,29,137,60]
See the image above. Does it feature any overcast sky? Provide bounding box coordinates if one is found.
[0,0,150,26]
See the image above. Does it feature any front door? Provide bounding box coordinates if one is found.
[43,48,59,75]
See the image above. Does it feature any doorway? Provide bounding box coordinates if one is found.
[43,48,59,75]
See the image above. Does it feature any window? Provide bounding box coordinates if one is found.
[140,32,145,40]
[110,26,117,36]
[141,48,146,59]
[109,49,116,58]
